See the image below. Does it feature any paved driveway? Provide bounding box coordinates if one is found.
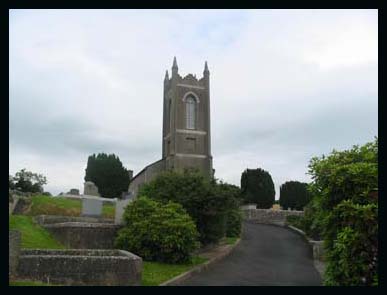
[177,222,322,286]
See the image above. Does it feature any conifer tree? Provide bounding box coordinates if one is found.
[240,168,275,208]
[84,153,130,198]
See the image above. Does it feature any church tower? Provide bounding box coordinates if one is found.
[162,57,213,178]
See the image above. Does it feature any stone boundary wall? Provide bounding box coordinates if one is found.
[242,208,304,225]
[17,249,142,286]
[43,222,121,249]
[34,215,114,225]
[9,230,21,277]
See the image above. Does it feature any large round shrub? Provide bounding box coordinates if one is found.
[115,196,199,263]
[138,170,240,245]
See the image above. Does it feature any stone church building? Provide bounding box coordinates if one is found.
[128,57,213,197]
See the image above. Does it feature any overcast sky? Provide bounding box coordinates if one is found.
[9,9,378,198]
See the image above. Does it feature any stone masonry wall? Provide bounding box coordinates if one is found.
[43,222,121,249]
[242,209,304,225]
[17,249,142,286]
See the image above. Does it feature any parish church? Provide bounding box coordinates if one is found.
[128,57,213,197]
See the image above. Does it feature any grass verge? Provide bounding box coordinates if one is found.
[141,256,208,286]
[28,195,115,218]
[225,236,239,245]
[9,280,59,286]
[9,215,65,249]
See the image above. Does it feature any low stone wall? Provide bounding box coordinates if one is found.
[34,215,114,225]
[242,208,304,225]
[43,222,121,249]
[17,249,142,286]
[309,240,325,261]
[9,230,21,277]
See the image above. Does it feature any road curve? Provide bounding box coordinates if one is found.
[177,222,322,286]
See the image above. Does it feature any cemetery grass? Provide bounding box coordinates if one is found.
[9,215,65,249]
[142,256,208,286]
[28,195,115,218]
[9,280,60,286]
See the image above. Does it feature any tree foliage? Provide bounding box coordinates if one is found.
[240,168,275,208]
[279,181,311,210]
[304,137,378,285]
[10,169,47,193]
[115,196,199,263]
[84,153,130,199]
[138,170,242,245]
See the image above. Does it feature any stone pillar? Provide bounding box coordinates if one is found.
[9,230,21,277]
[115,199,132,225]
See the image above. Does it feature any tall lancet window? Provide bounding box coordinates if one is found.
[186,95,196,129]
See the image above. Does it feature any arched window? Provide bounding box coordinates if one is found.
[186,95,196,129]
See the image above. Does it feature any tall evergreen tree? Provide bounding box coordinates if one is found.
[84,153,130,199]
[279,181,310,210]
[240,168,275,208]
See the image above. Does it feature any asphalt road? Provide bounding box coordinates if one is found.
[177,222,322,286]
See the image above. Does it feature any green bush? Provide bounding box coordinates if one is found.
[286,215,304,230]
[240,168,275,208]
[279,181,311,210]
[323,200,377,286]
[306,137,378,285]
[115,196,199,263]
[301,195,327,240]
[226,208,242,237]
[138,170,241,245]
[85,153,131,198]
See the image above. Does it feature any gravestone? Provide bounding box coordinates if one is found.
[82,198,103,217]
[84,181,100,197]
[115,199,132,225]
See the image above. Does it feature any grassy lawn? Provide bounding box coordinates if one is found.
[9,280,59,286]
[9,215,65,249]
[28,195,115,218]
[142,256,208,286]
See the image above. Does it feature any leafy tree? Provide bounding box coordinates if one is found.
[12,169,47,193]
[305,137,378,285]
[240,168,275,208]
[138,170,242,244]
[84,153,130,199]
[9,175,15,190]
[279,181,311,210]
[115,196,199,263]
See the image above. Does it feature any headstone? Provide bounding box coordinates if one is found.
[84,181,100,197]
[82,198,103,217]
[115,199,132,225]
[69,188,80,195]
